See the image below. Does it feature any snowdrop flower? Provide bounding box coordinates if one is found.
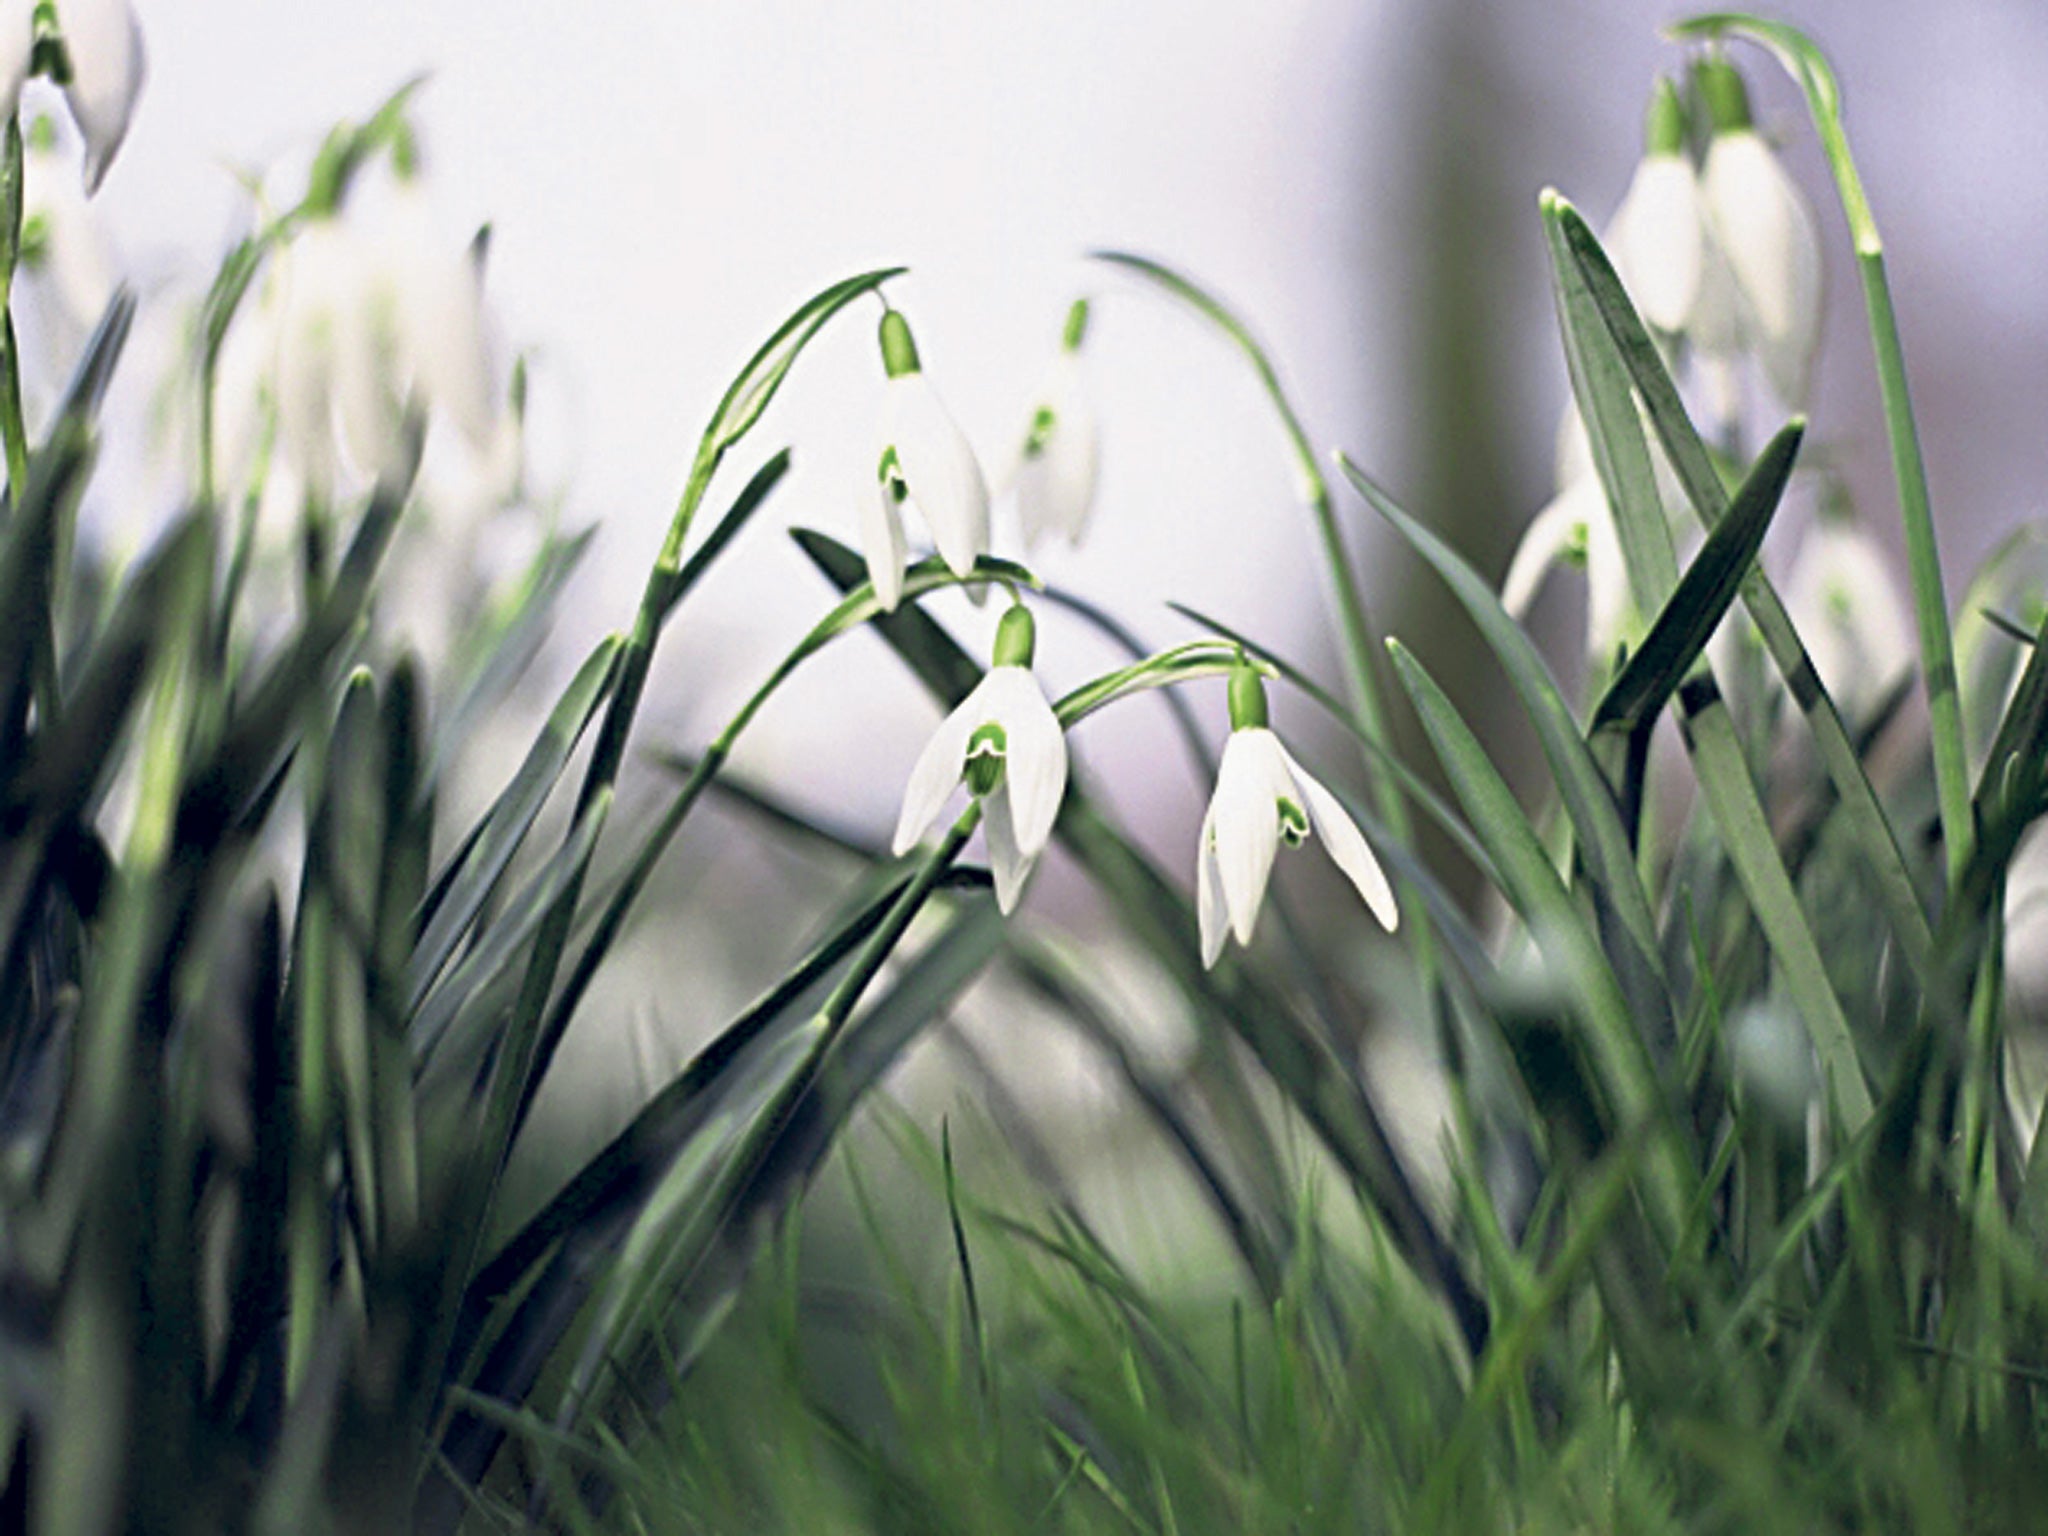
[1781,511,1911,722]
[1500,409,1633,664]
[1694,55,1823,407]
[892,602,1068,913]
[3,0,147,191]
[1197,660,1397,968]
[225,160,500,506]
[865,308,990,611]
[1011,298,1100,548]
[1604,77,1705,335]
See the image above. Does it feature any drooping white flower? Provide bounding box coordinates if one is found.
[1197,662,1397,967]
[227,159,501,505]
[892,604,1068,912]
[1011,298,1100,548]
[866,308,990,610]
[1604,77,1704,335]
[1781,513,1911,722]
[50,0,146,191]
[1694,56,1823,407]
[1500,408,1633,664]
[270,211,394,498]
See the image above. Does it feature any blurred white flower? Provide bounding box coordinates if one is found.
[1011,299,1099,548]
[1501,409,1633,664]
[1604,78,1703,335]
[49,0,146,191]
[1693,57,1824,407]
[219,169,500,507]
[18,119,117,333]
[865,308,989,610]
[892,604,1067,913]
[1782,515,1911,722]
[1701,133,1823,407]
[1198,663,1397,968]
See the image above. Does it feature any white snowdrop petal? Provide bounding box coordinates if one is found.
[1285,752,1399,931]
[1211,729,1286,948]
[1500,489,1581,620]
[862,475,910,612]
[1704,131,1823,403]
[1607,153,1704,334]
[1012,455,1054,548]
[889,375,990,578]
[1015,355,1099,548]
[892,690,978,855]
[1783,520,1911,717]
[982,790,1033,914]
[1196,809,1229,969]
[1583,494,1633,666]
[23,139,118,331]
[211,290,276,491]
[57,0,145,192]
[985,667,1067,857]
[384,196,496,448]
[1045,408,1099,545]
[334,281,408,484]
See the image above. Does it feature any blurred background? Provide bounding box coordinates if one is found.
[68,0,2048,1177]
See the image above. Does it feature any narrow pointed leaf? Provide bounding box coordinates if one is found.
[1338,454,1667,997]
[1593,420,1803,735]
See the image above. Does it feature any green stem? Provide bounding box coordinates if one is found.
[0,116,28,497]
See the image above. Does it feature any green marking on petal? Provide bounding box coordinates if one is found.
[879,445,909,503]
[1277,796,1310,847]
[1022,406,1057,459]
[964,722,1008,797]
[18,214,51,267]
[1563,522,1592,568]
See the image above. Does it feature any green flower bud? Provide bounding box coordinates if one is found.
[879,308,922,378]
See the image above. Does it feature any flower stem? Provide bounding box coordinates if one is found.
[0,116,29,497]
